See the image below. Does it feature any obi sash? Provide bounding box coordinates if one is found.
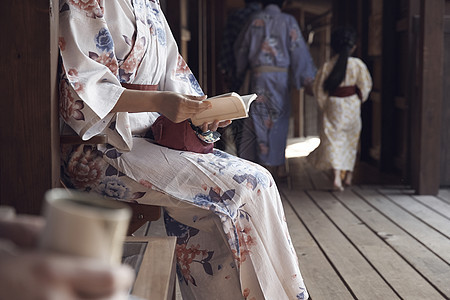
[121,83,158,91]
[331,85,362,100]
[240,66,288,94]
[253,65,288,74]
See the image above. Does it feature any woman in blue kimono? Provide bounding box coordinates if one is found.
[235,0,316,179]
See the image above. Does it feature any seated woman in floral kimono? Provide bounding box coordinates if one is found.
[58,1,308,299]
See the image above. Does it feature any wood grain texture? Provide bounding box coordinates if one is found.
[357,188,450,264]
[312,189,443,299]
[350,187,450,297]
[411,0,445,194]
[282,196,354,300]
[125,236,177,300]
[0,0,60,214]
[283,189,399,299]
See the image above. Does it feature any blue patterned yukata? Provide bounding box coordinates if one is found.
[235,4,316,167]
[58,1,308,299]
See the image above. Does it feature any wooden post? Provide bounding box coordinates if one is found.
[439,16,450,185]
[283,6,305,138]
[379,0,397,171]
[0,0,60,214]
[164,0,181,46]
[411,0,444,194]
[199,0,208,93]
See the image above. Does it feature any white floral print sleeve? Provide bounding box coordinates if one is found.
[59,1,309,299]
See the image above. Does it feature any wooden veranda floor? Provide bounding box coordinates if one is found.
[279,156,450,300]
[147,145,450,299]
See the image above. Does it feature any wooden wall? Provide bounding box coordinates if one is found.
[302,12,331,137]
[440,4,450,186]
[374,0,445,194]
[166,0,226,97]
[411,0,444,194]
[332,0,446,194]
[0,0,60,214]
[367,1,383,164]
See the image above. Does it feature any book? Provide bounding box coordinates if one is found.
[190,92,258,126]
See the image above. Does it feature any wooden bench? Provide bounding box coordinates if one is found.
[60,134,177,299]
[123,236,177,300]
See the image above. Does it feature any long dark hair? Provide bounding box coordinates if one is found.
[260,0,284,7]
[323,26,357,93]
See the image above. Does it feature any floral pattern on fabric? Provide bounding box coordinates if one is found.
[59,37,66,51]
[309,56,372,171]
[235,4,316,166]
[63,145,106,190]
[67,0,104,18]
[61,144,148,201]
[89,28,119,75]
[261,38,279,61]
[252,19,264,27]
[59,79,85,122]
[65,68,85,94]
[148,6,166,45]
[164,212,215,286]
[230,223,255,267]
[173,54,203,95]
[59,1,309,298]
[118,36,146,82]
[190,185,255,268]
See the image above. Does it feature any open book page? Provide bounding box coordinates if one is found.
[190,92,257,126]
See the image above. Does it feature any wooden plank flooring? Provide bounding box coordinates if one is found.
[280,156,450,300]
[147,153,450,299]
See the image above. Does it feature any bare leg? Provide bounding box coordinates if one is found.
[333,169,344,191]
[344,171,353,186]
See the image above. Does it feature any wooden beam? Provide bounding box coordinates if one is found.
[406,1,420,186]
[124,236,177,300]
[439,16,450,185]
[164,0,181,46]
[0,0,60,214]
[412,0,444,194]
[379,0,397,171]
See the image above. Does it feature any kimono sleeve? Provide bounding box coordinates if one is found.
[158,11,204,96]
[313,64,329,110]
[58,2,131,151]
[355,58,373,102]
[287,16,316,90]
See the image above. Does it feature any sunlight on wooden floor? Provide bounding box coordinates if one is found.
[285,136,320,158]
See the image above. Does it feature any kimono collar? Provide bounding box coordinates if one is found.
[265,4,281,14]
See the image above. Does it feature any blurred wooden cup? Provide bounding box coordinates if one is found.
[39,188,131,265]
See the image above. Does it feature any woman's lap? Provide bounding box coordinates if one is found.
[61,139,308,299]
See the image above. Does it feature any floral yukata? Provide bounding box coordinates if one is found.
[309,56,372,171]
[234,4,316,167]
[58,1,308,299]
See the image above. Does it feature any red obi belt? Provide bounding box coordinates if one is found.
[330,85,362,100]
[121,83,158,91]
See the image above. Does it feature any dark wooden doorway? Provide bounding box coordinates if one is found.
[440,16,450,186]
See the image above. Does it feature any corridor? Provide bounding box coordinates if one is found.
[279,155,450,299]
